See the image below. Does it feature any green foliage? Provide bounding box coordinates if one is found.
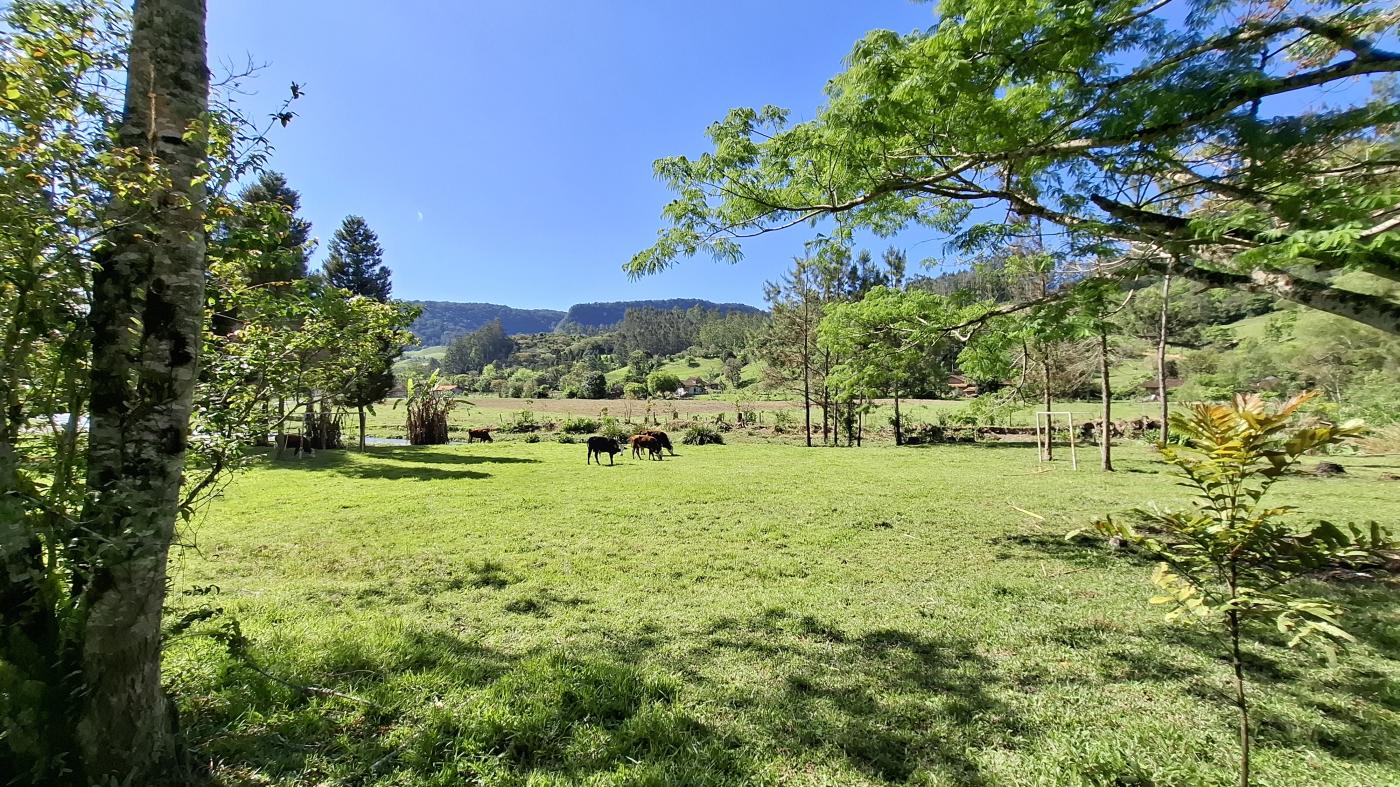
[578,371,608,400]
[442,319,516,374]
[407,301,565,346]
[630,0,1400,333]
[323,215,391,302]
[231,171,312,285]
[399,374,454,445]
[681,423,724,445]
[561,417,600,435]
[598,417,634,442]
[1085,392,1396,784]
[623,382,648,400]
[1091,393,1391,651]
[646,371,682,398]
[501,409,541,434]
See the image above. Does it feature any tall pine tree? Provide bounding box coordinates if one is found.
[323,215,391,301]
[236,171,311,285]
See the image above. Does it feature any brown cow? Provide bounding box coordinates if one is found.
[638,429,675,455]
[467,428,493,443]
[587,436,621,465]
[631,433,664,461]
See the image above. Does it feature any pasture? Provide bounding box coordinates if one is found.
[360,396,1169,442]
[167,440,1400,786]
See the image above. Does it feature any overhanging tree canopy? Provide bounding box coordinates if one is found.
[629,0,1400,334]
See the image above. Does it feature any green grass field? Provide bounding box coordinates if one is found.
[167,440,1400,786]
[356,396,1172,442]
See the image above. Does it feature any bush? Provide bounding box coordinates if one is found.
[579,371,608,399]
[556,434,577,444]
[501,409,540,433]
[561,417,600,435]
[681,423,724,445]
[646,371,681,399]
[623,382,648,400]
[523,433,541,443]
[772,410,796,434]
[599,418,633,442]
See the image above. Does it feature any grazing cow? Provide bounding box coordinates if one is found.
[638,429,675,455]
[586,436,621,465]
[632,433,664,461]
[467,428,493,443]
[278,434,313,458]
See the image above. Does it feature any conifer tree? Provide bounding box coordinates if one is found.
[324,215,391,301]
[236,170,311,285]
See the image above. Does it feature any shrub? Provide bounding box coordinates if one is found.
[1082,393,1395,786]
[623,382,648,400]
[523,433,541,443]
[501,409,540,433]
[556,434,577,444]
[599,418,633,442]
[646,371,681,398]
[561,417,600,435]
[772,410,795,434]
[681,423,724,445]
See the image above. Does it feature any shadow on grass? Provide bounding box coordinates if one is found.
[663,608,1022,786]
[178,625,748,786]
[1019,534,1400,769]
[171,592,1400,786]
[262,445,539,481]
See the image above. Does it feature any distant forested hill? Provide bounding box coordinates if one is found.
[408,302,565,345]
[409,298,765,344]
[555,299,763,333]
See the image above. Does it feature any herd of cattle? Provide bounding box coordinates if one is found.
[464,426,674,465]
[586,430,673,465]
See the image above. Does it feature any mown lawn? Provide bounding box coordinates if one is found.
[167,440,1400,786]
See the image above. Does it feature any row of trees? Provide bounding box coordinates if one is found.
[0,2,416,781]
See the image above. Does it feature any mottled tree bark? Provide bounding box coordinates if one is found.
[76,0,208,782]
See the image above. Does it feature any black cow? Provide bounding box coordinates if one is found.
[639,429,675,456]
[586,436,621,465]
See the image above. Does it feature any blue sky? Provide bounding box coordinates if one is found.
[206,1,940,309]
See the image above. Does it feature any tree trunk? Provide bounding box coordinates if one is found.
[1099,327,1113,472]
[856,399,863,447]
[802,355,812,448]
[253,397,269,446]
[358,405,367,451]
[801,306,813,447]
[1157,272,1171,445]
[76,0,208,782]
[1228,599,1252,787]
[893,385,902,446]
[1041,358,1053,462]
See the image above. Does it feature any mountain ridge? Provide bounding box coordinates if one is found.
[408,298,764,345]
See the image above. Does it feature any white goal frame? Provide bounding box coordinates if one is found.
[1034,411,1078,470]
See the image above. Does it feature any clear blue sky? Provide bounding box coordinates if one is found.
[206,1,940,310]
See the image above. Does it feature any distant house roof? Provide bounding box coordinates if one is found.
[947,374,975,388]
[433,383,460,393]
[682,377,709,387]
